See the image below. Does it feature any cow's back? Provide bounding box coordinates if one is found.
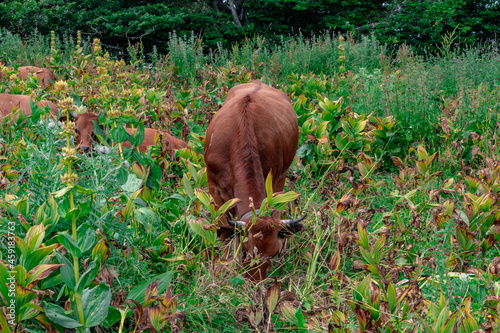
[204,80,299,217]
[18,66,57,88]
[0,94,58,120]
[123,128,188,152]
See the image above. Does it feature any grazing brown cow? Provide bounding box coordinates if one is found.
[17,66,57,88]
[60,112,187,153]
[0,93,58,120]
[0,61,56,89]
[204,80,306,281]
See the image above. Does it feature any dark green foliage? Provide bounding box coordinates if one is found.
[0,0,498,56]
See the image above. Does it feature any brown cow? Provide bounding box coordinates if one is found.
[0,93,58,120]
[60,112,187,153]
[204,80,306,281]
[0,62,56,89]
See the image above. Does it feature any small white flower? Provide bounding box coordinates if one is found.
[122,160,130,168]
[97,146,110,154]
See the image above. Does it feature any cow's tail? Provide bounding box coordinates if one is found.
[234,95,266,200]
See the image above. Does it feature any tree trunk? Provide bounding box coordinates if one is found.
[226,0,242,27]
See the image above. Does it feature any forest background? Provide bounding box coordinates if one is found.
[1,0,499,57]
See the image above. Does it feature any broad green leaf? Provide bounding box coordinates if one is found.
[103,306,123,328]
[195,189,211,207]
[433,305,451,332]
[25,223,47,253]
[127,271,173,304]
[387,283,397,313]
[334,133,348,151]
[280,302,297,324]
[79,227,96,253]
[82,282,112,328]
[134,207,160,227]
[357,223,370,250]
[26,264,62,288]
[372,235,386,264]
[214,198,240,219]
[43,301,83,329]
[22,244,58,273]
[353,274,371,302]
[0,263,11,303]
[54,186,72,198]
[92,239,109,264]
[265,172,273,204]
[57,232,82,258]
[54,250,75,290]
[187,163,199,183]
[0,306,11,332]
[121,174,142,194]
[295,306,305,328]
[133,125,145,146]
[73,185,94,194]
[111,125,128,143]
[353,119,368,134]
[183,174,194,200]
[416,146,428,160]
[13,235,29,260]
[75,260,99,294]
[269,191,299,207]
[188,219,216,245]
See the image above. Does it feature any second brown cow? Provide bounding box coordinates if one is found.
[0,93,58,120]
[0,62,56,89]
[60,112,187,153]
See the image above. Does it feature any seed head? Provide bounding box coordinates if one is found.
[123,106,136,117]
[61,171,79,187]
[54,80,69,93]
[93,38,102,53]
[107,108,122,118]
[58,97,74,111]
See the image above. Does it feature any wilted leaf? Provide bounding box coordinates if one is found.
[264,281,281,313]
[329,251,340,272]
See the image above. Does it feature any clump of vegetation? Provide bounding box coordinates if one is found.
[0,31,499,332]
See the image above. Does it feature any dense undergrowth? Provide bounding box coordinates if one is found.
[0,31,499,332]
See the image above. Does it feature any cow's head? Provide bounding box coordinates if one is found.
[59,112,99,153]
[226,211,306,281]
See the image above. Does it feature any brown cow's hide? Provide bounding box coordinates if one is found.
[0,93,58,121]
[204,80,304,281]
[60,112,188,153]
[0,64,56,89]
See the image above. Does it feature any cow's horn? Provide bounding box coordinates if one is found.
[281,214,307,227]
[68,111,76,119]
[227,219,246,228]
